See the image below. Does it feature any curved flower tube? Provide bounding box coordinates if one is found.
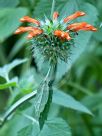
[64,11,86,23]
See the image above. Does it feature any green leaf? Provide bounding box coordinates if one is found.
[0,58,27,79]
[0,82,16,90]
[33,0,67,18]
[33,0,52,18]
[8,34,27,60]
[0,0,19,8]
[39,117,71,136]
[0,8,28,42]
[52,88,92,115]
[17,125,34,136]
[56,0,98,79]
[82,91,102,111]
[17,123,40,136]
[34,79,49,120]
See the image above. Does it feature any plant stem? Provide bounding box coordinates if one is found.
[39,64,57,129]
[51,0,55,19]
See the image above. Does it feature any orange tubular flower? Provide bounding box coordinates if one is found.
[67,22,87,31]
[54,30,71,40]
[15,26,43,38]
[27,29,43,39]
[20,16,40,26]
[53,12,59,20]
[67,22,97,32]
[64,11,86,23]
[14,26,36,34]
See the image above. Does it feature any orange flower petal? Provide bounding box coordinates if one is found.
[67,22,88,31]
[27,29,43,39]
[67,22,97,32]
[54,30,62,37]
[64,11,86,23]
[65,33,71,40]
[54,30,71,40]
[53,12,59,20]
[15,26,43,36]
[20,16,40,26]
[85,24,97,31]
[14,27,23,34]
[80,27,97,31]
[14,27,38,34]
[27,32,36,39]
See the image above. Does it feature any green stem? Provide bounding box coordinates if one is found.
[39,64,57,129]
[51,0,55,19]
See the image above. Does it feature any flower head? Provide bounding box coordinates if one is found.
[15,11,97,64]
[15,11,97,39]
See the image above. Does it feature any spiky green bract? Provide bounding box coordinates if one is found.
[31,33,75,65]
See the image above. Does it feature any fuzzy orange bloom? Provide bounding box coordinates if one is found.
[20,16,40,26]
[54,30,71,40]
[53,12,59,20]
[64,11,86,23]
[67,22,97,32]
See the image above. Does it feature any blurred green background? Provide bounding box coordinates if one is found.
[0,0,102,136]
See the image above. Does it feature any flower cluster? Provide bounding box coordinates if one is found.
[15,11,97,64]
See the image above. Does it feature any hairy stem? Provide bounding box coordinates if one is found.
[39,64,57,129]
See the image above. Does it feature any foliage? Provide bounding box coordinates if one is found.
[0,0,102,136]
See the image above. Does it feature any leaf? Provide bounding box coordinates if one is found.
[33,0,67,18]
[0,82,16,90]
[0,58,27,79]
[34,79,49,119]
[55,0,98,79]
[8,34,27,60]
[0,8,28,42]
[39,117,71,136]
[33,0,52,18]
[82,91,102,111]
[0,0,19,8]
[94,27,102,42]
[17,125,34,136]
[17,122,40,136]
[52,88,92,115]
